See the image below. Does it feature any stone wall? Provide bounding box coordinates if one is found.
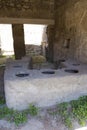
[54,0,87,63]
[0,0,54,20]
[25,44,42,56]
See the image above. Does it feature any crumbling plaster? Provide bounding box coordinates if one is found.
[54,0,87,63]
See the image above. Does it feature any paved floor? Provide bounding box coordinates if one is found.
[0,117,68,130]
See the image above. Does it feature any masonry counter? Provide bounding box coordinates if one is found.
[4,59,87,110]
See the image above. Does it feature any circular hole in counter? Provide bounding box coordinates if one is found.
[65,69,79,73]
[59,59,65,62]
[13,65,22,68]
[72,64,80,66]
[42,71,55,74]
[16,73,29,77]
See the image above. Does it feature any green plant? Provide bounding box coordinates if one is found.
[0,107,27,126]
[13,111,27,126]
[55,96,87,128]
[0,107,13,119]
[0,96,5,105]
[29,104,38,116]
[58,102,72,128]
[48,96,87,129]
[0,104,39,126]
[70,96,87,126]
[64,117,72,128]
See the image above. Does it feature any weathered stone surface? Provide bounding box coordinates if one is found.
[0,0,54,19]
[25,44,42,56]
[12,24,26,59]
[54,0,87,63]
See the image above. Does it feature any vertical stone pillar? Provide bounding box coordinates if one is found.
[46,25,54,62]
[12,24,26,59]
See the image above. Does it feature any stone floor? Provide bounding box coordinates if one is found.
[0,107,86,130]
[0,107,65,130]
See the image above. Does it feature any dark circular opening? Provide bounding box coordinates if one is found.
[16,73,29,77]
[73,64,80,66]
[13,65,22,68]
[65,69,79,73]
[42,71,55,74]
[59,59,65,62]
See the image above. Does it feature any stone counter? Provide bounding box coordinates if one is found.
[4,60,87,110]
